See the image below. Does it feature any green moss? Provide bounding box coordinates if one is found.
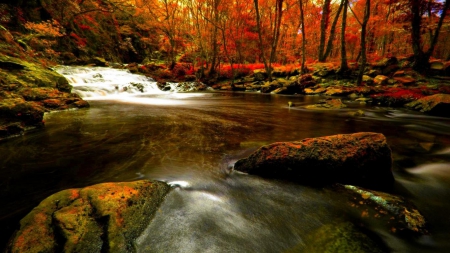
[301,222,388,253]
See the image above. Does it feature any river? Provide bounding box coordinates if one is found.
[1,66,450,252]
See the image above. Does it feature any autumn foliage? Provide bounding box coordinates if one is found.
[0,0,449,72]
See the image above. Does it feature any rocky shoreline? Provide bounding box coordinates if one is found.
[2,55,450,141]
[0,55,89,141]
[128,56,450,116]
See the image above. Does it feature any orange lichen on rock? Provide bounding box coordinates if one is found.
[234,132,394,190]
[7,180,171,253]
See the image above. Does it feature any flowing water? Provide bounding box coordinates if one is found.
[1,66,450,252]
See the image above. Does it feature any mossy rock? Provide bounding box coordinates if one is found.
[302,222,388,253]
[7,180,171,253]
[337,185,428,236]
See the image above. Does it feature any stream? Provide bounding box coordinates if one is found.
[1,66,450,252]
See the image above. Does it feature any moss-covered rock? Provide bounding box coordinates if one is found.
[7,180,171,253]
[0,55,89,140]
[337,185,428,236]
[405,94,450,116]
[234,132,394,190]
[300,222,388,253]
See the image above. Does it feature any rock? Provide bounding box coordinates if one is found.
[0,122,24,138]
[253,71,267,81]
[405,94,450,115]
[305,98,347,110]
[348,93,360,99]
[163,81,207,92]
[430,61,444,71]
[299,222,389,253]
[271,87,288,94]
[89,57,108,67]
[367,69,381,77]
[393,76,415,85]
[337,185,428,236]
[220,85,233,91]
[347,110,365,117]
[325,88,349,96]
[362,75,373,82]
[316,69,330,77]
[234,132,394,190]
[7,180,171,253]
[0,98,45,127]
[56,76,72,92]
[374,75,389,85]
[304,88,314,94]
[298,76,317,88]
[355,97,372,103]
[304,87,326,95]
[260,82,281,93]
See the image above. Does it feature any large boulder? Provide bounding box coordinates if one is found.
[7,180,171,253]
[405,94,450,116]
[234,132,394,190]
[0,55,89,139]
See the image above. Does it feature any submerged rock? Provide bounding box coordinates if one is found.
[337,185,428,236]
[405,94,450,116]
[305,98,347,110]
[234,132,394,190]
[7,180,171,253]
[296,222,389,253]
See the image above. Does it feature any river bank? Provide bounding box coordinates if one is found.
[2,53,450,142]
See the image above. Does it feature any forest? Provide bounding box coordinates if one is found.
[3,1,450,252]
[0,0,449,81]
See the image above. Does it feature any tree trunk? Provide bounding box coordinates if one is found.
[318,0,331,62]
[254,0,271,80]
[269,0,284,65]
[299,0,307,74]
[411,0,449,71]
[322,0,345,61]
[338,0,349,74]
[208,0,221,77]
[357,0,370,85]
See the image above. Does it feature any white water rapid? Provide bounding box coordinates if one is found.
[54,66,164,99]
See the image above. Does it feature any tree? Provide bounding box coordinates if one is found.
[254,0,271,79]
[318,0,331,61]
[321,0,345,62]
[253,0,285,81]
[357,0,371,85]
[338,0,349,74]
[298,0,307,74]
[410,0,449,71]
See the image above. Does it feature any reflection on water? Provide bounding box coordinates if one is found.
[1,92,450,252]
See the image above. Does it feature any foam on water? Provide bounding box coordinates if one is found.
[54,65,164,99]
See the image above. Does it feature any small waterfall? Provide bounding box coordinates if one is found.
[54,66,164,99]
